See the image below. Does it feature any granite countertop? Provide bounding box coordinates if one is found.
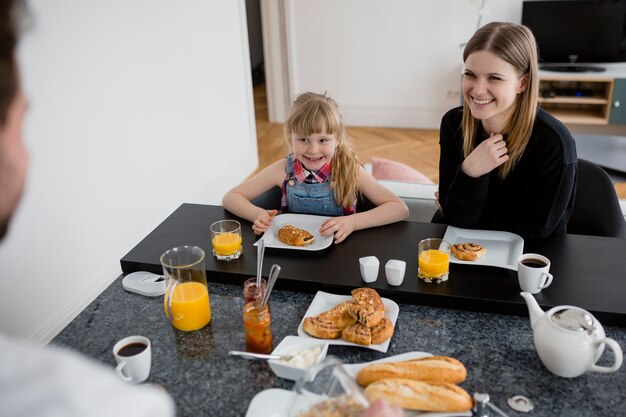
[53,276,626,417]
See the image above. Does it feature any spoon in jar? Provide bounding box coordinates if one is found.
[256,238,265,288]
[259,264,280,311]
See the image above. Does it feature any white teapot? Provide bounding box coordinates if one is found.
[521,292,623,378]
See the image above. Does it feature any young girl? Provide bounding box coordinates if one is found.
[437,22,577,239]
[223,92,408,244]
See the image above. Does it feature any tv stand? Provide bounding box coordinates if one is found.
[540,64,606,73]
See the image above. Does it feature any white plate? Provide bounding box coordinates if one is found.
[245,387,471,417]
[442,226,524,271]
[296,291,399,353]
[253,213,333,251]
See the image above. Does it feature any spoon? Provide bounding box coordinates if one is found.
[256,238,265,288]
[259,264,280,311]
[228,350,294,361]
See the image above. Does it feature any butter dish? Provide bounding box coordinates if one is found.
[122,271,166,297]
[268,336,328,381]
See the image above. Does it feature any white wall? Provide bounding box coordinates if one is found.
[283,0,522,128]
[0,0,258,343]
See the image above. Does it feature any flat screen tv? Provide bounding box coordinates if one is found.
[522,0,626,72]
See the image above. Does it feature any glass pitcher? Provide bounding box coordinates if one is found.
[161,245,211,331]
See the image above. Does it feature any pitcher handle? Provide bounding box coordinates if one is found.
[163,280,178,320]
[589,338,623,373]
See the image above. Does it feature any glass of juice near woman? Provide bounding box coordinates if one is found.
[161,246,212,331]
[418,238,451,283]
[210,220,243,261]
[243,300,273,353]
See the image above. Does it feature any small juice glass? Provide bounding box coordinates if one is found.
[418,238,451,283]
[210,220,243,261]
[243,300,273,353]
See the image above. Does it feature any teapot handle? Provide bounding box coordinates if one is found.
[589,338,623,373]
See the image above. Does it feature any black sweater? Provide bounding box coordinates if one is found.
[438,107,577,239]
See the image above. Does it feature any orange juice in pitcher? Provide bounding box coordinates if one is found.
[166,281,211,331]
[161,246,212,331]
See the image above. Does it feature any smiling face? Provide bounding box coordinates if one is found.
[462,50,528,133]
[291,130,338,171]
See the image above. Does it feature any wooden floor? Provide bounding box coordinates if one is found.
[253,83,626,199]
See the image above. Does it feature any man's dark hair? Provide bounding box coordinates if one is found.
[0,0,21,125]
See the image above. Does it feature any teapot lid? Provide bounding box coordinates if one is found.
[550,308,595,334]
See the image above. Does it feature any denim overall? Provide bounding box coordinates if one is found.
[284,155,345,216]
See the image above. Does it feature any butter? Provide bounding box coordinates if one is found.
[278,345,322,369]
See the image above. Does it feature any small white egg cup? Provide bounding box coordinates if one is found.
[359,256,380,283]
[385,259,406,286]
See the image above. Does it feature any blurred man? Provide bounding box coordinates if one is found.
[0,1,175,415]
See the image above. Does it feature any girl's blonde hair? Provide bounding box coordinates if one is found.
[462,22,539,179]
[283,92,360,207]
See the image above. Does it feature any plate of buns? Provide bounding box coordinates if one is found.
[344,353,473,416]
[297,289,399,353]
[443,226,524,271]
[253,213,333,251]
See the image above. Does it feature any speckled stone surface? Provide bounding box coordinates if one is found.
[53,276,626,417]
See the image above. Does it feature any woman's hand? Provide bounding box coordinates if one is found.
[434,190,441,210]
[461,133,509,178]
[320,216,356,244]
[251,209,277,235]
[359,399,404,417]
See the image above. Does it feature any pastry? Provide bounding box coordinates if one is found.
[277,225,315,246]
[363,378,473,412]
[369,317,394,345]
[342,322,371,346]
[303,301,356,339]
[356,356,467,386]
[349,288,385,327]
[451,242,487,261]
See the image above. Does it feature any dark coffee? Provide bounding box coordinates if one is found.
[117,342,147,357]
[521,259,547,268]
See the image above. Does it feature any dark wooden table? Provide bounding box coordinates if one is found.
[120,204,626,327]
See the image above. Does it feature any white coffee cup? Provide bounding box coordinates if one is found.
[517,254,553,294]
[385,260,406,286]
[113,335,151,383]
[359,256,379,283]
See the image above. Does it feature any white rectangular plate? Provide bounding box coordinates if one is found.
[296,291,399,353]
[253,213,333,251]
[245,387,471,417]
[443,226,524,271]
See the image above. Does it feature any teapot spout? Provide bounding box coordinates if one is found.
[520,291,544,328]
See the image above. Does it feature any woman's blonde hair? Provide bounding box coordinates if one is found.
[283,92,360,207]
[462,22,539,179]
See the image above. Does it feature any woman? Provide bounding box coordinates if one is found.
[437,22,577,239]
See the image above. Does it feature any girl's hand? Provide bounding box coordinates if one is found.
[359,399,404,417]
[251,209,277,235]
[320,216,355,244]
[461,133,509,178]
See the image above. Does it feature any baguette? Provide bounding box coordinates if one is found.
[363,378,473,412]
[356,356,467,386]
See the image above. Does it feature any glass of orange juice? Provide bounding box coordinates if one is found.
[418,238,451,283]
[161,246,211,331]
[210,220,243,261]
